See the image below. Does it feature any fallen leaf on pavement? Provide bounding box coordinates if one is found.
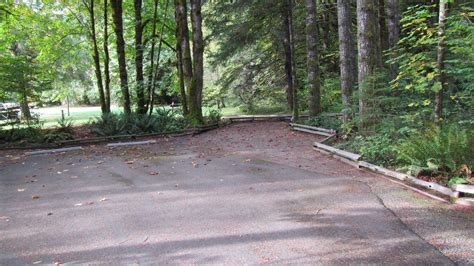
[75,202,94,206]
[32,195,40,200]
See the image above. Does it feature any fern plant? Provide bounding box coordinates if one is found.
[396,123,473,176]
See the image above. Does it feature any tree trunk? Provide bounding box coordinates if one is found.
[435,0,447,123]
[189,0,204,123]
[174,0,188,115]
[146,0,158,111]
[357,0,380,131]
[20,88,31,121]
[305,0,321,117]
[134,0,146,114]
[320,0,331,50]
[175,0,193,108]
[386,0,400,79]
[337,0,357,122]
[88,0,107,114]
[285,0,298,121]
[103,0,111,113]
[379,0,389,53]
[110,0,131,115]
[282,2,294,112]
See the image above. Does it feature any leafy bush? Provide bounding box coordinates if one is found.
[56,116,74,134]
[0,118,45,144]
[42,132,74,143]
[205,108,222,124]
[336,134,398,167]
[396,123,473,177]
[90,109,190,137]
[304,114,343,130]
[240,104,287,115]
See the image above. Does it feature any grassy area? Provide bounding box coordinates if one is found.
[36,106,245,128]
[1,105,286,130]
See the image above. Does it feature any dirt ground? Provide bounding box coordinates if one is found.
[0,122,472,264]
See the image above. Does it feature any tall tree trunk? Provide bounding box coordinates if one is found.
[149,0,170,115]
[146,0,159,111]
[285,0,298,121]
[435,0,447,123]
[103,0,111,113]
[282,2,294,112]
[305,0,321,117]
[134,0,146,114]
[379,0,389,53]
[175,0,193,109]
[320,0,331,50]
[174,0,188,115]
[88,0,107,114]
[386,0,400,79]
[20,88,31,121]
[337,0,357,122]
[189,0,204,123]
[110,0,131,115]
[357,0,380,131]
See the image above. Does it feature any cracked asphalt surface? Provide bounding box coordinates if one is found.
[0,122,473,264]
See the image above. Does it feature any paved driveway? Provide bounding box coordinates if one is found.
[0,122,472,264]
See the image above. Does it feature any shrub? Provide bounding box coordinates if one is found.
[90,109,190,137]
[205,108,222,124]
[396,123,473,177]
[336,134,398,167]
[42,132,74,143]
[304,114,343,131]
[56,116,74,134]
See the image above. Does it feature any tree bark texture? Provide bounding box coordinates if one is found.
[88,0,107,114]
[337,0,357,122]
[110,0,131,115]
[174,0,188,115]
[282,1,294,112]
[386,0,400,79]
[378,0,389,53]
[103,0,111,113]
[146,0,159,112]
[189,0,204,123]
[305,0,321,117]
[357,0,381,131]
[435,0,447,122]
[134,0,146,114]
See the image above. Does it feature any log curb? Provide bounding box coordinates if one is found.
[307,125,474,206]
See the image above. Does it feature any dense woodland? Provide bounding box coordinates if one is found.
[0,0,473,185]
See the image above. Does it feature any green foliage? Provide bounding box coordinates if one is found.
[396,123,473,176]
[447,176,469,187]
[42,132,74,143]
[205,109,222,124]
[56,116,74,134]
[240,104,288,115]
[0,118,44,144]
[390,3,474,122]
[336,134,398,167]
[90,109,190,137]
[304,114,342,131]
